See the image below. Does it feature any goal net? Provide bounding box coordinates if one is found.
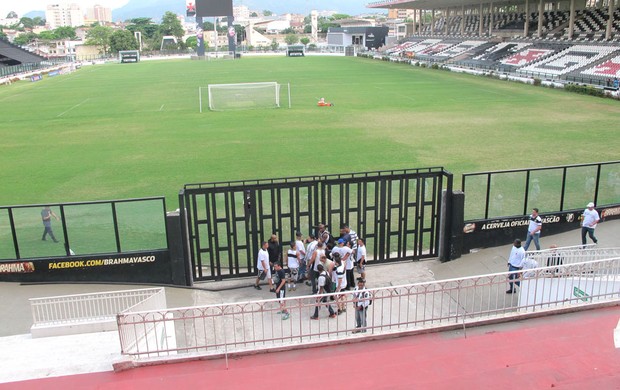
[200,82,290,112]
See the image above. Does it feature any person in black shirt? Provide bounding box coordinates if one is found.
[273,262,289,320]
[268,234,282,264]
[267,234,282,292]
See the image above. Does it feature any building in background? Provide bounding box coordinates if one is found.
[233,5,250,21]
[0,15,20,28]
[85,5,112,25]
[46,3,84,29]
[388,9,415,19]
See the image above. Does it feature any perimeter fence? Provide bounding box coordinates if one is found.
[117,247,620,360]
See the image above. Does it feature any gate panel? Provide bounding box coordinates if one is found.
[184,169,450,281]
[185,181,318,280]
[320,171,444,263]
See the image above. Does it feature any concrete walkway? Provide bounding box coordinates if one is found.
[0,220,618,385]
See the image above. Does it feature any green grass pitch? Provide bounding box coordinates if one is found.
[1,55,619,210]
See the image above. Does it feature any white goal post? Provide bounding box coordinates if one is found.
[199,82,291,112]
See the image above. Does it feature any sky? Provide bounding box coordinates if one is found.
[1,0,373,20]
[1,1,130,18]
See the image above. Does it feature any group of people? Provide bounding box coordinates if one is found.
[506,201,601,293]
[254,223,371,332]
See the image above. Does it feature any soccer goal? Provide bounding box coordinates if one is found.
[199,82,291,112]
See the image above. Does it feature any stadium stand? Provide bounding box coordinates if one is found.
[474,42,533,62]
[418,42,455,56]
[500,46,561,67]
[400,38,443,56]
[518,45,620,77]
[369,0,620,87]
[0,38,46,67]
[433,40,487,59]
[410,7,620,40]
[580,53,620,78]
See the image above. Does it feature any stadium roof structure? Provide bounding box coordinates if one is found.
[0,38,46,67]
[367,0,523,10]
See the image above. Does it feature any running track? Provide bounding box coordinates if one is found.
[2,306,619,389]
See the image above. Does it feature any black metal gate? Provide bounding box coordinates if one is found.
[181,168,452,281]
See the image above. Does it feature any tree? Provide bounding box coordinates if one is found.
[250,12,258,17]
[109,29,138,53]
[281,27,295,35]
[20,17,34,29]
[160,11,184,41]
[126,18,159,39]
[13,32,37,45]
[38,30,57,40]
[54,26,77,40]
[270,38,278,51]
[331,14,351,20]
[85,25,113,54]
[233,25,245,44]
[318,16,339,33]
[300,37,310,46]
[6,11,18,19]
[284,34,298,45]
[33,17,45,26]
[0,30,7,40]
[185,35,197,49]
[263,10,273,16]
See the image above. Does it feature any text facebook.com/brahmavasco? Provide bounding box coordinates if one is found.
[48,256,156,269]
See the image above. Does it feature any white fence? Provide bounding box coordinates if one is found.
[30,288,165,338]
[117,253,620,360]
[524,244,616,268]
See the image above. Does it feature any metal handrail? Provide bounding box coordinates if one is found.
[30,288,164,326]
[117,254,620,359]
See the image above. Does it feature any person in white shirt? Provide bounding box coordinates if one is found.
[352,278,371,333]
[306,234,325,294]
[356,238,367,279]
[254,241,272,290]
[316,224,332,250]
[310,264,336,319]
[523,208,542,251]
[295,232,307,282]
[333,256,347,314]
[581,202,600,247]
[507,239,526,294]
[340,224,358,255]
[334,239,354,290]
[521,255,539,279]
[286,241,300,291]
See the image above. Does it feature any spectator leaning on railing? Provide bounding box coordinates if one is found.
[507,239,526,294]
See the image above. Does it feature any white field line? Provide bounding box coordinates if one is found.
[57,98,90,117]
[159,104,165,111]
[615,318,620,349]
[0,90,27,103]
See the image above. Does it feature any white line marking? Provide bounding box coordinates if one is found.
[57,98,90,117]
[0,90,26,103]
[614,318,620,349]
[159,104,165,111]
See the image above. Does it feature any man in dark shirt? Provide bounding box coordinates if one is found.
[267,234,282,264]
[41,206,60,243]
[273,262,289,320]
[267,234,281,292]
